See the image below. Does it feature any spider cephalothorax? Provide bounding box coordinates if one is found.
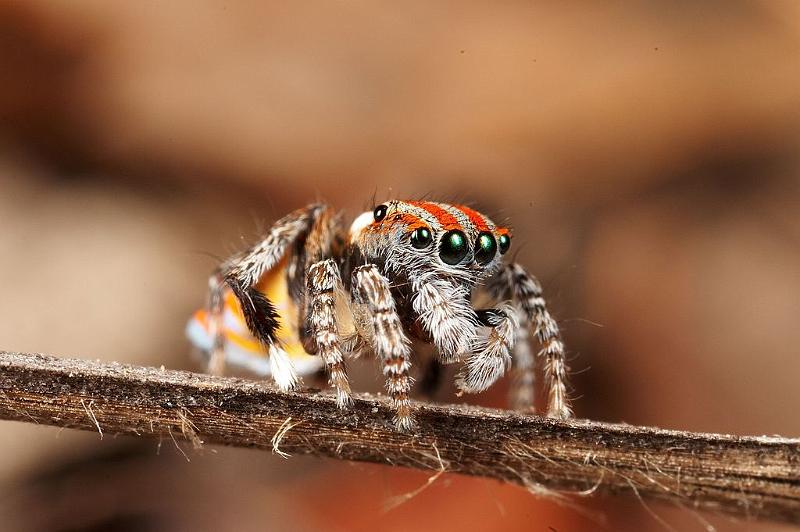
[187,200,572,430]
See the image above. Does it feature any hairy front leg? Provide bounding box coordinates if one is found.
[353,264,414,430]
[507,263,572,419]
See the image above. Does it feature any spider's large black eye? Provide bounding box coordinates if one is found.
[411,227,433,249]
[474,232,497,265]
[373,204,388,222]
[498,233,511,255]
[439,230,469,265]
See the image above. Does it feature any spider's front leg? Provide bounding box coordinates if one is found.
[306,259,351,407]
[501,263,572,419]
[352,264,415,431]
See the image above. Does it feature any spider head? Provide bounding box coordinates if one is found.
[350,200,511,285]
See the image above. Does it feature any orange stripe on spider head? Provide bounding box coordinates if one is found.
[374,212,426,233]
[455,205,490,232]
[397,213,427,230]
[497,227,511,237]
[408,201,461,230]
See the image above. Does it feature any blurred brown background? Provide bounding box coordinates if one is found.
[1,2,799,531]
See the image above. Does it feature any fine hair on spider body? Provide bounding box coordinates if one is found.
[187,200,572,430]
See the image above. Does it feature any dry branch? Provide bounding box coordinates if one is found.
[0,351,797,524]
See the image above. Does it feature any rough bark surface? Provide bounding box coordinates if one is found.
[0,351,797,524]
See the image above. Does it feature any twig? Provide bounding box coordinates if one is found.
[0,351,797,524]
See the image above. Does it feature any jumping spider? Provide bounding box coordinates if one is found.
[187,201,572,430]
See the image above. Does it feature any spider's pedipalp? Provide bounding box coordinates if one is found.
[411,276,477,363]
[352,264,414,430]
[307,259,352,407]
[456,302,518,394]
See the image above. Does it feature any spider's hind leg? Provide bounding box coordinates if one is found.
[221,204,329,391]
[226,276,299,391]
[205,269,227,375]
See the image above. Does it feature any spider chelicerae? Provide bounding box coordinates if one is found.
[187,200,572,430]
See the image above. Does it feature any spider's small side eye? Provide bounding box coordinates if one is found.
[474,232,497,265]
[373,204,388,222]
[498,233,511,254]
[411,227,433,249]
[439,230,469,265]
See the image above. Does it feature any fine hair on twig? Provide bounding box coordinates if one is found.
[0,351,797,526]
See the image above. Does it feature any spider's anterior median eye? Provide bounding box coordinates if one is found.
[411,227,433,249]
[474,232,497,265]
[498,233,511,254]
[439,230,469,265]
[373,204,388,222]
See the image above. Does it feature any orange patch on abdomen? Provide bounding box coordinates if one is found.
[215,255,307,358]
